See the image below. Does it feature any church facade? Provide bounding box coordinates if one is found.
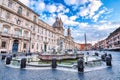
[0,0,76,53]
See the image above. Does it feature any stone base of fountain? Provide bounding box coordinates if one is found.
[38,54,84,61]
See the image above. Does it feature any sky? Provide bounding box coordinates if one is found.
[19,0,120,44]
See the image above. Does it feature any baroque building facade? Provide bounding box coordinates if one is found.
[106,27,120,50]
[93,27,120,51]
[0,0,76,53]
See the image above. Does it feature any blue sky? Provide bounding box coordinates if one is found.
[19,0,120,44]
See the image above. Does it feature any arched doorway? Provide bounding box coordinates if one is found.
[12,40,19,52]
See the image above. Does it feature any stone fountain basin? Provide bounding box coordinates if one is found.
[38,53,84,61]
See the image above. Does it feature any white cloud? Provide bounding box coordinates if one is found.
[57,14,80,26]
[46,4,57,13]
[78,0,103,19]
[19,0,30,6]
[40,13,57,26]
[79,23,89,28]
[58,14,68,22]
[45,3,69,14]
[65,20,79,26]
[93,10,105,22]
[46,17,55,26]
[64,0,88,5]
[56,4,65,12]
[79,0,89,5]
[23,0,116,45]
[56,4,70,13]
[98,22,120,30]
[38,1,45,11]
[70,16,77,20]
[64,0,77,5]
[79,6,89,17]
[69,21,120,44]
[30,1,36,6]
[64,8,69,13]
[88,0,103,18]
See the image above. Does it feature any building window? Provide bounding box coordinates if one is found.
[32,44,34,49]
[16,19,21,25]
[42,28,43,34]
[6,12,10,19]
[17,6,22,15]
[15,30,20,36]
[1,41,6,48]
[8,0,12,8]
[25,22,28,26]
[3,27,8,33]
[37,35,39,40]
[41,36,43,41]
[33,27,35,31]
[33,16,36,22]
[24,31,28,37]
[45,30,47,35]
[38,28,40,33]
[23,43,27,49]
[26,11,29,16]
[37,44,39,50]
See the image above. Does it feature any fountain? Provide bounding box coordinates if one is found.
[1,51,112,72]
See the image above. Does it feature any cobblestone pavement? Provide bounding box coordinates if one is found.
[0,51,120,80]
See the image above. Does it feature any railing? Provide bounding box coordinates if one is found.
[0,32,11,37]
[23,36,30,40]
[12,34,23,39]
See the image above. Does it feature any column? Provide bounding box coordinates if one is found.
[0,22,3,32]
[0,36,1,50]
[20,40,24,52]
[18,40,22,52]
[8,38,13,53]
[27,41,30,52]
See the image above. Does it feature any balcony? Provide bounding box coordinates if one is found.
[0,32,11,37]
[44,41,49,44]
[12,34,23,39]
[23,36,30,41]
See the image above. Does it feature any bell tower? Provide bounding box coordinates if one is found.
[67,27,71,38]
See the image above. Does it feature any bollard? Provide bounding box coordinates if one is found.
[25,53,27,56]
[20,58,26,68]
[101,55,104,61]
[104,53,107,57]
[6,56,12,65]
[101,54,106,61]
[108,54,112,60]
[87,52,89,55]
[52,58,57,68]
[106,56,112,66]
[95,52,99,56]
[77,58,84,72]
[13,54,16,57]
[29,53,32,56]
[1,55,6,60]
